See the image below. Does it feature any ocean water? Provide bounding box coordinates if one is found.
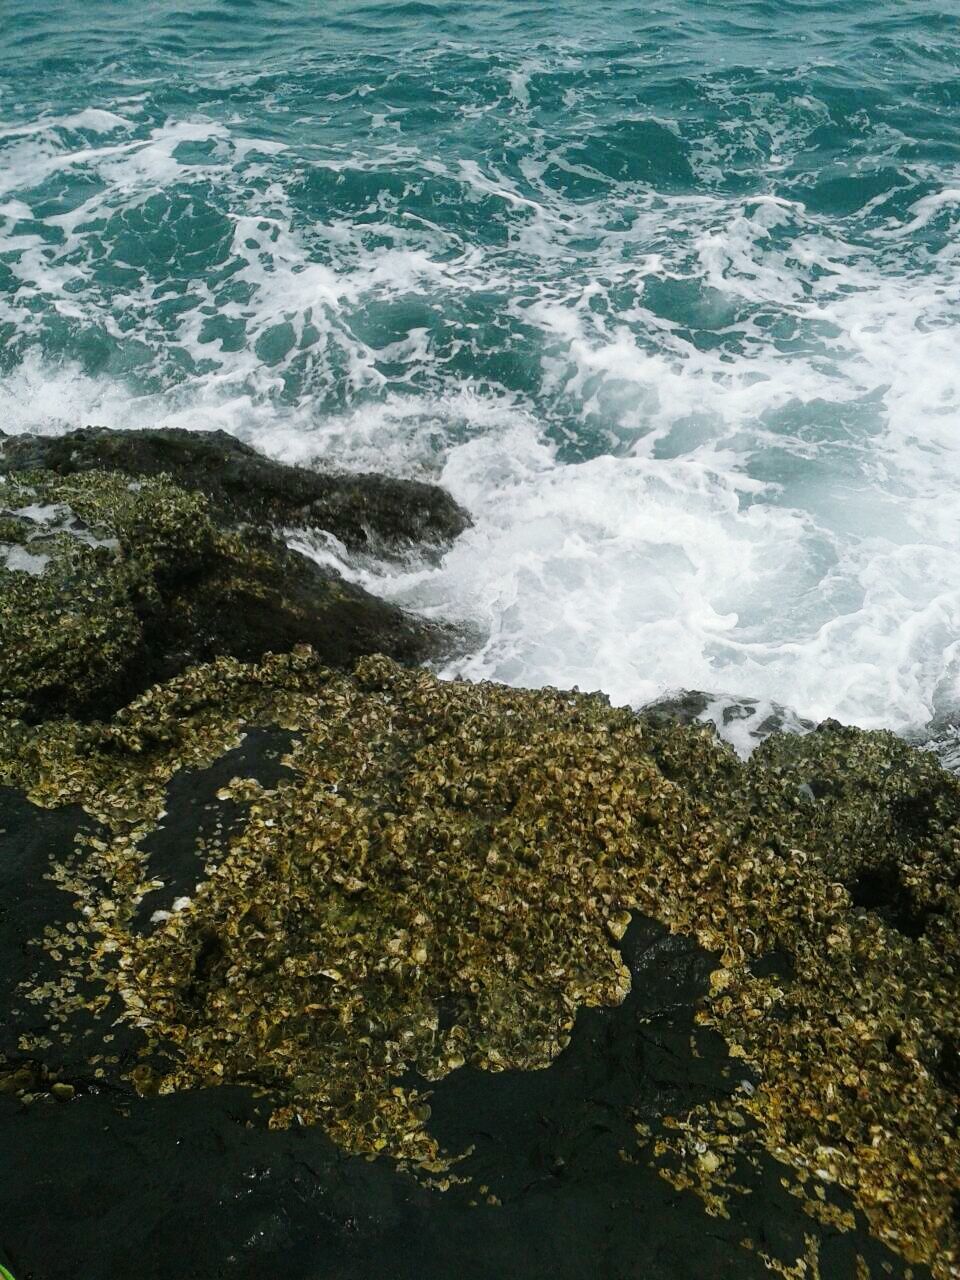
[3,1,960,748]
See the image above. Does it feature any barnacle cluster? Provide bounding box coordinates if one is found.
[0,469,214,718]
[1,649,958,1274]
[0,465,440,722]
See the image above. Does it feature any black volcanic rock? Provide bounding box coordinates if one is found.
[0,895,915,1280]
[0,432,955,1280]
[1,655,953,1278]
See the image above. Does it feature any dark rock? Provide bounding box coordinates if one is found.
[1,661,950,1277]
[847,860,936,940]
[132,729,296,932]
[0,463,459,722]
[639,688,716,727]
[0,426,471,556]
[0,787,85,1033]
[641,688,815,751]
[144,526,454,703]
[0,786,145,1081]
[0,914,915,1280]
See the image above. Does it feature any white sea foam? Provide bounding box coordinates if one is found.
[4,79,960,752]
[295,404,960,737]
[7,343,960,748]
[1,544,50,575]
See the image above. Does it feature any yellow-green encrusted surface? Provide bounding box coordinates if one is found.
[1,649,957,1274]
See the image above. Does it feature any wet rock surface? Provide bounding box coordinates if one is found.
[0,787,86,1042]
[0,909,914,1280]
[641,689,816,753]
[0,457,462,721]
[0,430,957,1280]
[1,651,956,1278]
[0,426,471,555]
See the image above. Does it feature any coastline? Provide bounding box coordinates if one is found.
[1,431,957,1279]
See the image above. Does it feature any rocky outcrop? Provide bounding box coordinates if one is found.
[0,430,956,1280]
[640,688,816,747]
[0,426,471,555]
[0,448,464,721]
[0,913,917,1280]
[1,647,957,1278]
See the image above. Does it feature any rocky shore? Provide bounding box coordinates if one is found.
[0,428,468,721]
[1,430,957,1280]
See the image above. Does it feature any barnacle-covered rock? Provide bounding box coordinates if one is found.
[0,651,957,1276]
[0,469,455,720]
[0,426,471,555]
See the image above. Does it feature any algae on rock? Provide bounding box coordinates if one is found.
[0,650,957,1276]
[0,426,471,555]
[0,468,454,721]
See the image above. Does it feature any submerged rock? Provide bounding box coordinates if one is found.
[0,465,458,721]
[0,651,956,1277]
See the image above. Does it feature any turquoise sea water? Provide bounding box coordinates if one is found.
[4,1,960,741]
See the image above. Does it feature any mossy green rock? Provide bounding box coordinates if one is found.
[0,426,471,554]
[0,467,455,721]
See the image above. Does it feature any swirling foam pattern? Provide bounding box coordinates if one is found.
[3,1,960,740]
